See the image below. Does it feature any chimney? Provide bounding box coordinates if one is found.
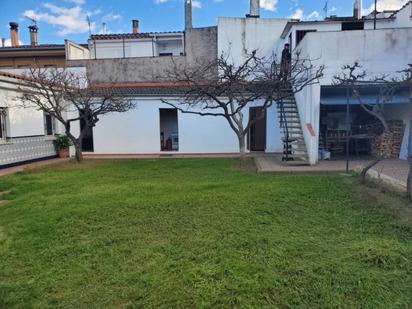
[28,25,39,46]
[132,20,139,33]
[248,0,260,18]
[354,0,363,19]
[185,0,192,30]
[1,38,5,48]
[9,22,19,47]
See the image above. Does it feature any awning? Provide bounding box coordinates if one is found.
[320,84,411,105]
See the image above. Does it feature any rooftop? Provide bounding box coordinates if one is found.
[90,31,184,41]
[0,44,66,52]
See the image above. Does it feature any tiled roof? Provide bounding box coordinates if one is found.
[90,31,183,40]
[0,71,32,82]
[92,82,191,95]
[0,44,65,51]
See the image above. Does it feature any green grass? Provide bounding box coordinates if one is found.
[0,159,411,308]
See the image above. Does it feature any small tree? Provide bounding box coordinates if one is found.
[334,63,399,183]
[18,68,135,162]
[162,51,324,165]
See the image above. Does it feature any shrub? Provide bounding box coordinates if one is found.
[53,135,72,151]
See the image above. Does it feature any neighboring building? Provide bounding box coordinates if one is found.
[0,22,86,70]
[0,71,64,167]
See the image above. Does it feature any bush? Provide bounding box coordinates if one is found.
[53,135,72,151]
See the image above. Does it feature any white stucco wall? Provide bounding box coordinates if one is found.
[0,77,65,138]
[218,17,289,65]
[90,98,282,154]
[291,27,412,163]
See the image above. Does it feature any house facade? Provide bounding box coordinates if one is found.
[65,0,411,164]
[0,72,65,167]
[0,0,411,166]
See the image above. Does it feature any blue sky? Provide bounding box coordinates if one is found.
[0,0,408,45]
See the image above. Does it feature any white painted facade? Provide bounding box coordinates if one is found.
[2,1,411,164]
[89,98,282,154]
[288,27,412,163]
[0,74,65,166]
[218,17,289,65]
[273,2,412,164]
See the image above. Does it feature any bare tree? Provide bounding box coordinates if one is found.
[334,63,399,183]
[162,51,324,165]
[18,68,135,162]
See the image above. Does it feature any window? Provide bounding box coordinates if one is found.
[44,112,56,136]
[296,30,317,46]
[159,53,173,57]
[0,108,7,141]
[341,22,364,31]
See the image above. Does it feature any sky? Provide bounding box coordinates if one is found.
[0,0,408,46]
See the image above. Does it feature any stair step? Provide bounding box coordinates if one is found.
[282,160,310,166]
[280,120,301,124]
[282,138,305,143]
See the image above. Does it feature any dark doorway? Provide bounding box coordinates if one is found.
[248,107,266,151]
[80,110,94,152]
[159,108,179,151]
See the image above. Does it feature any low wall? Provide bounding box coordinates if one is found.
[0,136,57,167]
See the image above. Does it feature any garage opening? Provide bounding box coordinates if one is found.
[160,108,179,151]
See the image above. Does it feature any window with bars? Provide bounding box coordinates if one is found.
[0,108,7,140]
[44,112,56,136]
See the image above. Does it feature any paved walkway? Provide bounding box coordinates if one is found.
[83,153,272,159]
[255,155,408,192]
[0,158,69,177]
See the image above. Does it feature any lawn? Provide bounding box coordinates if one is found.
[0,159,411,308]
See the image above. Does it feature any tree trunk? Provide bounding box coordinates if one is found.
[408,156,412,201]
[66,133,83,163]
[360,158,381,184]
[238,133,247,167]
[408,103,412,200]
[74,141,83,163]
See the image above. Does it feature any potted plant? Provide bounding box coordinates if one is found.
[53,135,71,158]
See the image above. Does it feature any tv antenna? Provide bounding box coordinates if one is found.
[87,15,92,37]
[323,1,328,18]
[26,16,38,26]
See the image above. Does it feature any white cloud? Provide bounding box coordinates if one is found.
[154,0,202,9]
[289,8,320,20]
[102,13,122,22]
[306,11,320,19]
[192,0,202,8]
[65,0,85,4]
[22,2,100,36]
[364,0,408,14]
[3,38,24,47]
[289,8,303,19]
[260,0,278,11]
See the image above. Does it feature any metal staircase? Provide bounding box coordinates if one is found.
[277,91,309,165]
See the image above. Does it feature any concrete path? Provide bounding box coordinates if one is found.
[83,153,272,159]
[0,158,69,177]
[255,155,408,192]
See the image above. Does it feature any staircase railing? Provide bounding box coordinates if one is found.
[278,97,291,161]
